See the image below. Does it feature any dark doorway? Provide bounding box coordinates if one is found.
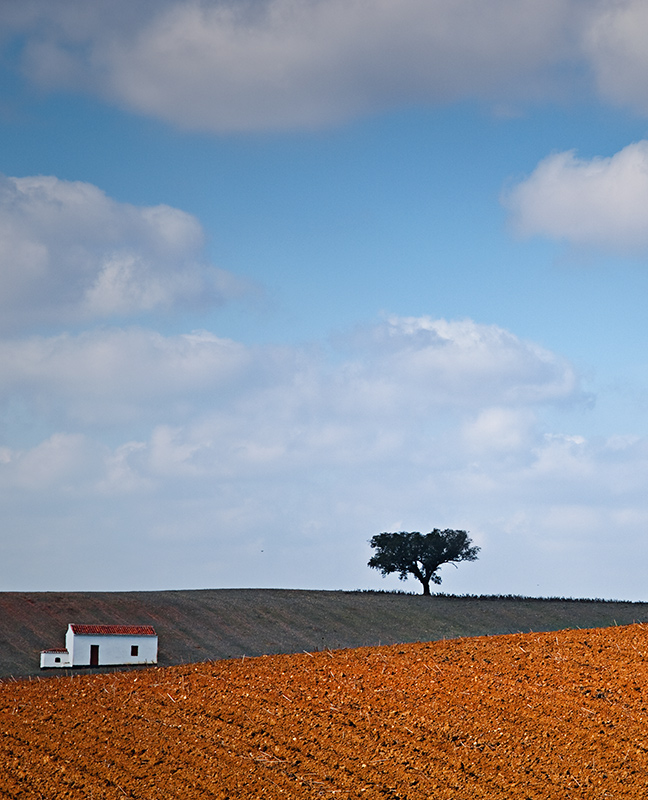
[90,644,99,666]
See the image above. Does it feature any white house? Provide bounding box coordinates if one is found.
[40,624,158,669]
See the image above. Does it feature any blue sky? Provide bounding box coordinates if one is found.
[2,0,648,598]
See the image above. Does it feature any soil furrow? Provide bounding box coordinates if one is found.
[2,625,648,798]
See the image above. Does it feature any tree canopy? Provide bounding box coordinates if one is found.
[367,529,480,595]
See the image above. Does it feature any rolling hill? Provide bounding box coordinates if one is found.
[2,588,648,679]
[2,623,648,797]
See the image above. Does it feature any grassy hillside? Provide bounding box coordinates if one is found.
[2,588,648,679]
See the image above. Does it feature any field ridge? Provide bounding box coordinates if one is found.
[2,588,648,679]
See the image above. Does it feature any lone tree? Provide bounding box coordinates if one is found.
[368,529,480,596]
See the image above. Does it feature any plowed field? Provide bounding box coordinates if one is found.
[2,624,648,798]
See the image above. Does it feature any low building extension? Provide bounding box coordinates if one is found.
[40,624,158,669]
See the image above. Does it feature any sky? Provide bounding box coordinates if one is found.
[2,0,648,599]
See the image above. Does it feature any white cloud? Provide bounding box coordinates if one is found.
[341,316,581,411]
[0,327,255,426]
[0,432,107,491]
[2,314,648,598]
[1,0,593,131]
[6,1,648,132]
[504,141,648,253]
[0,318,583,522]
[100,0,583,131]
[584,0,648,116]
[462,407,536,455]
[0,317,582,433]
[0,174,248,331]
[0,318,588,556]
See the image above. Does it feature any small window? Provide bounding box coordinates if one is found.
[54,657,61,663]
[131,645,139,657]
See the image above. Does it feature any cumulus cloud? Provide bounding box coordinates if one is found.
[348,316,581,408]
[0,174,248,331]
[0,313,590,592]
[6,1,648,131]
[584,0,648,116]
[0,0,593,131]
[462,407,537,456]
[3,312,648,598]
[0,315,579,585]
[0,432,108,492]
[0,316,582,434]
[0,328,257,426]
[504,141,648,253]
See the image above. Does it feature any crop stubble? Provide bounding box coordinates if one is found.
[1,624,648,798]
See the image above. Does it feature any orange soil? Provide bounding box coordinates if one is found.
[2,624,648,799]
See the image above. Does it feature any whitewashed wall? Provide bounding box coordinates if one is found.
[40,649,71,668]
[66,627,158,666]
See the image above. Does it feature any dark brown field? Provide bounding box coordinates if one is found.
[3,588,648,678]
[2,623,648,798]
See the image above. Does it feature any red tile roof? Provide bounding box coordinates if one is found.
[41,648,69,653]
[69,624,156,637]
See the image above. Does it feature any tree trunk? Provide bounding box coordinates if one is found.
[421,579,431,596]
